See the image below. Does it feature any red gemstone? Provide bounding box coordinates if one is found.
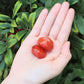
[32,45,47,59]
[38,37,53,52]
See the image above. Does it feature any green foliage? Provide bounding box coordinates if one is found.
[13,1,22,18]
[28,12,36,29]
[0,0,84,83]
[16,30,27,41]
[0,41,6,55]
[0,14,11,21]
[0,23,11,29]
[4,49,13,66]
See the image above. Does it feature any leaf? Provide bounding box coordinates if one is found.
[68,0,79,5]
[21,13,28,20]
[1,29,9,34]
[0,61,5,78]
[9,27,14,33]
[73,68,84,79]
[81,56,84,69]
[39,0,46,4]
[13,1,22,18]
[21,30,31,43]
[74,15,84,34]
[21,13,28,28]
[0,55,3,62]
[35,7,45,18]
[0,23,11,29]
[3,66,8,79]
[0,60,5,71]
[4,49,13,66]
[17,12,29,18]
[0,14,11,21]
[45,0,53,8]
[69,33,84,49]
[64,79,72,84]
[16,30,27,41]
[28,12,36,29]
[19,0,30,5]
[73,81,84,84]
[66,73,77,80]
[16,17,25,28]
[45,0,65,8]
[31,0,36,3]
[74,0,84,17]
[7,35,18,48]
[0,41,6,54]
[32,4,37,9]
[11,20,17,27]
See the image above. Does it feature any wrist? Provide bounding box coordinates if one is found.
[1,74,42,84]
[1,75,25,84]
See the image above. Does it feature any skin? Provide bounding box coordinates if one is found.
[2,2,75,84]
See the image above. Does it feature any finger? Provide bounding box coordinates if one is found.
[57,8,75,45]
[40,3,61,36]
[53,41,72,75]
[29,9,48,37]
[49,2,69,39]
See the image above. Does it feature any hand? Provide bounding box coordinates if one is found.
[2,2,75,84]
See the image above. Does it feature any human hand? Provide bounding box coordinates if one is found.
[2,2,75,84]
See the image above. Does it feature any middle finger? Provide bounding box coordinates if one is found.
[40,3,61,36]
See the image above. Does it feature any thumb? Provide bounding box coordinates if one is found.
[60,41,72,64]
[61,41,71,57]
[53,41,72,75]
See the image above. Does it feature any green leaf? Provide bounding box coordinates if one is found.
[9,27,14,33]
[13,1,22,18]
[21,13,28,20]
[7,35,18,48]
[0,55,3,62]
[64,79,72,84]
[0,61,5,78]
[0,23,11,29]
[28,12,36,29]
[1,29,9,34]
[0,60,5,71]
[69,33,84,49]
[16,17,25,28]
[21,13,28,28]
[32,4,37,9]
[31,0,36,3]
[11,20,17,27]
[16,30,27,41]
[45,0,53,8]
[39,0,46,4]
[4,49,13,66]
[0,14,11,21]
[3,67,8,79]
[35,7,45,18]
[73,68,84,79]
[19,0,30,5]
[74,15,84,34]
[21,30,31,43]
[74,0,84,17]
[68,0,79,5]
[45,0,65,8]
[17,12,29,18]
[73,81,84,84]
[81,56,84,69]
[0,41,6,54]
[66,73,76,80]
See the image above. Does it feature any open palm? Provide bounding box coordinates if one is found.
[7,2,75,84]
